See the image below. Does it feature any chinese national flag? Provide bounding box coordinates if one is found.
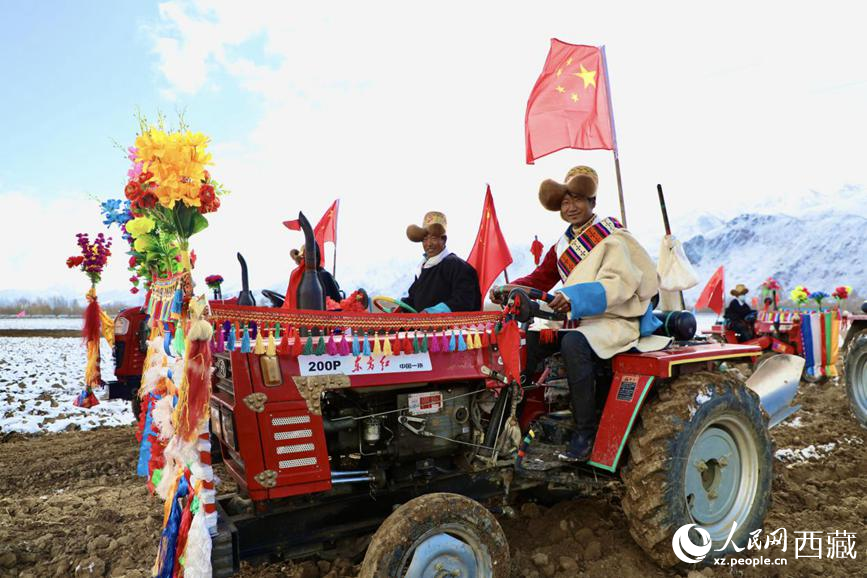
[525,40,614,164]
[314,199,339,245]
[695,266,725,316]
[467,186,513,306]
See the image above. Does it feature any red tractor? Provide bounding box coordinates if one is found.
[106,305,151,416]
[205,277,803,575]
[707,310,803,358]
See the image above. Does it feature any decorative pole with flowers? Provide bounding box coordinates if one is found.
[790,285,810,312]
[66,233,113,408]
[118,119,227,576]
[832,285,853,308]
[205,274,224,300]
[809,291,830,312]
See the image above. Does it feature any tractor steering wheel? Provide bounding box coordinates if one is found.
[372,296,418,314]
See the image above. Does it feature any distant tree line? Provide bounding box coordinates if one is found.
[0,296,129,317]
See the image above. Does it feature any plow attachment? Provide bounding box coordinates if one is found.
[745,353,804,428]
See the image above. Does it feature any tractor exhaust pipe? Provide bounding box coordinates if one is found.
[296,211,325,311]
[745,353,803,428]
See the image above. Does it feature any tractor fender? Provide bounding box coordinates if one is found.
[745,353,803,428]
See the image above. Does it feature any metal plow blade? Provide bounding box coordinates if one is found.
[745,353,804,428]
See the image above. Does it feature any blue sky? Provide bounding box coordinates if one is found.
[0,1,260,198]
[1,1,866,301]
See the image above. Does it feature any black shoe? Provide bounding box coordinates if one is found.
[558,430,594,462]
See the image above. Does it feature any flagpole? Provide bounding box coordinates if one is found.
[332,243,337,277]
[601,45,627,228]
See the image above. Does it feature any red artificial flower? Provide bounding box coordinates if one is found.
[125,181,143,202]
[66,256,84,268]
[203,170,211,182]
[138,171,154,184]
[130,287,140,294]
[129,276,139,284]
[128,256,137,267]
[137,193,158,209]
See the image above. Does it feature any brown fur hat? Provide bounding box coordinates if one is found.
[406,211,447,242]
[538,165,599,211]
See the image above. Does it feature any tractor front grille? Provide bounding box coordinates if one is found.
[213,353,234,403]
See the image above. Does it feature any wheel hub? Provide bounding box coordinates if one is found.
[406,533,484,578]
[686,426,742,526]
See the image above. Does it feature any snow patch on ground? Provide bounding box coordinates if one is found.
[0,337,135,434]
[784,416,804,428]
[774,436,864,465]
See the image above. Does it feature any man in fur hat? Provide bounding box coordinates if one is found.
[724,284,756,341]
[402,211,481,313]
[491,166,665,461]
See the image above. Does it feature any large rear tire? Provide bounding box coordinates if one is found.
[620,371,773,567]
[845,334,867,428]
[359,493,509,578]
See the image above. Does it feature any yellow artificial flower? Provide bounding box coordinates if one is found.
[126,216,155,238]
[135,126,212,209]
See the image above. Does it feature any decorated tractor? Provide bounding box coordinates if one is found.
[106,305,150,416]
[844,301,867,427]
[201,213,804,576]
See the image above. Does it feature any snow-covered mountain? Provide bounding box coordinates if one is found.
[3,209,863,311]
[681,211,867,303]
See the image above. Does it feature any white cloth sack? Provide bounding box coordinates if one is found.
[657,235,698,291]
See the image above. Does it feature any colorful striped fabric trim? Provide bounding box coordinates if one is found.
[800,310,841,378]
[556,217,623,282]
[758,310,797,324]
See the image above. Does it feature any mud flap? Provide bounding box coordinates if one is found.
[745,353,803,428]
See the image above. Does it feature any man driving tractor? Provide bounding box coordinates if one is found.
[402,211,482,313]
[725,283,757,341]
[492,166,665,461]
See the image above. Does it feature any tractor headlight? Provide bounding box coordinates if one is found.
[114,317,130,336]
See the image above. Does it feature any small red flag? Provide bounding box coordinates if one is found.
[525,40,614,164]
[530,236,544,266]
[467,186,513,306]
[695,266,725,316]
[314,199,339,245]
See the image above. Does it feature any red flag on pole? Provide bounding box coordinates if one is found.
[314,200,339,245]
[467,186,513,305]
[695,266,725,316]
[525,40,614,164]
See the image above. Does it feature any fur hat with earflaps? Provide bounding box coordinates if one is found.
[407,211,447,242]
[539,165,599,211]
[730,284,749,296]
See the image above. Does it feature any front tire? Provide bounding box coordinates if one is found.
[621,371,773,567]
[845,335,867,428]
[360,493,509,578]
